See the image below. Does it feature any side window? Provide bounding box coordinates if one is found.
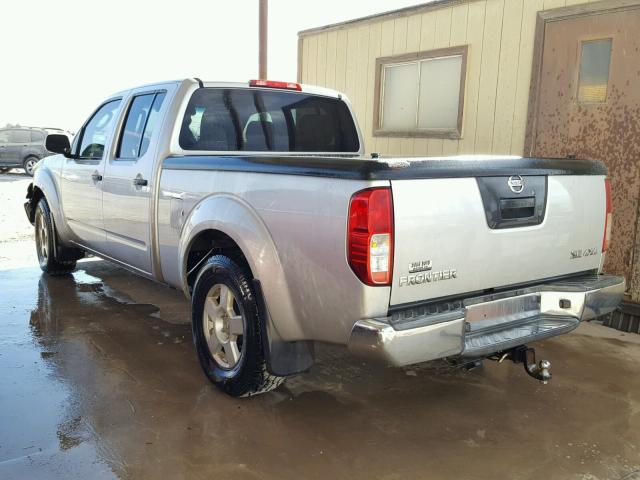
[31,131,45,143]
[0,130,10,144]
[11,130,30,143]
[140,92,166,157]
[118,94,154,159]
[375,46,467,137]
[117,92,166,159]
[78,99,122,159]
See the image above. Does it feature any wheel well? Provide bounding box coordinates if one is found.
[185,230,252,291]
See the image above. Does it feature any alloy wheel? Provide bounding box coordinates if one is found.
[202,283,245,369]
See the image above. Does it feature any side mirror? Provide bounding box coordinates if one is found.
[45,134,72,157]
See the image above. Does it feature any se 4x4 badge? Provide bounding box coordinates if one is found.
[570,247,598,259]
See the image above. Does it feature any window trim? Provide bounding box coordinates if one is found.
[373,45,468,139]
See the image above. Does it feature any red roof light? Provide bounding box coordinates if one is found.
[249,79,302,91]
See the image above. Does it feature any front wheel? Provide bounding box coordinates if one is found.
[191,255,285,397]
[35,199,80,275]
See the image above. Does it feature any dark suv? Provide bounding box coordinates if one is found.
[0,127,61,176]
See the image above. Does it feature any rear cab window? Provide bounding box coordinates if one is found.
[179,88,360,153]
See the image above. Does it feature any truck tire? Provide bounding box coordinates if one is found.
[23,156,39,176]
[191,255,285,397]
[35,198,80,275]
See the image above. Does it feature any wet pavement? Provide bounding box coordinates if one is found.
[1,173,640,479]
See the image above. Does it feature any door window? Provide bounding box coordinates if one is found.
[117,92,166,159]
[0,130,10,144]
[10,130,30,143]
[578,38,612,104]
[139,93,166,157]
[78,99,122,159]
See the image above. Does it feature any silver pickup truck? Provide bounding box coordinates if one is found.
[25,78,624,397]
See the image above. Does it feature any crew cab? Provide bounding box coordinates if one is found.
[25,78,625,396]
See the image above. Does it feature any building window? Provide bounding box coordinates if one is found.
[374,46,467,138]
[577,38,612,104]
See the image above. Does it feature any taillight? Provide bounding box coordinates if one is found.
[249,79,302,91]
[603,178,612,253]
[348,188,394,286]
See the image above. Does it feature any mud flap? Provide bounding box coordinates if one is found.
[252,279,315,376]
[24,183,35,225]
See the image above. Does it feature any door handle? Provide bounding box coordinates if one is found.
[91,171,103,182]
[133,176,148,187]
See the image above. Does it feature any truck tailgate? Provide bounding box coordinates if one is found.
[390,174,607,307]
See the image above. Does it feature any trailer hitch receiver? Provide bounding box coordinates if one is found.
[495,346,552,384]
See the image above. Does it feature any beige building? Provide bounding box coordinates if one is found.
[298,0,640,300]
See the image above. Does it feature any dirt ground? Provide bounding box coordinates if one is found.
[1,173,639,480]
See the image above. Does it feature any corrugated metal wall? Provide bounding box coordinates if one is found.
[298,0,596,156]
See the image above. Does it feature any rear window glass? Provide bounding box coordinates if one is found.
[179,88,360,152]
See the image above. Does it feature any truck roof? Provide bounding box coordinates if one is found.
[109,78,344,100]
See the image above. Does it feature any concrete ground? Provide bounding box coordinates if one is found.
[1,173,639,480]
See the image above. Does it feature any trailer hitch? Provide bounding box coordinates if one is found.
[494,346,552,384]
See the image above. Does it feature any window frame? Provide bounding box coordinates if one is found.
[373,45,468,139]
[116,90,166,161]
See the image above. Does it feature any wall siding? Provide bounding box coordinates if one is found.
[299,0,592,156]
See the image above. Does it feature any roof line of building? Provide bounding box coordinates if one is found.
[297,0,475,37]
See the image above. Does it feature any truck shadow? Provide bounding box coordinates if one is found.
[2,261,638,479]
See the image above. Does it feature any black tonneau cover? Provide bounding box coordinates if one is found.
[163,155,607,180]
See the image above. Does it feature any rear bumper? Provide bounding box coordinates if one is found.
[348,274,625,367]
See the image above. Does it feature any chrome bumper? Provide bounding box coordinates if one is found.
[348,274,625,367]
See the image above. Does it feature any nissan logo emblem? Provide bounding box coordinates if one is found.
[508,175,524,194]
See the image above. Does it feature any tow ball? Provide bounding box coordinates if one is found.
[494,346,552,384]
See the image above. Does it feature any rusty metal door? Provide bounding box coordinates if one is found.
[530,5,640,298]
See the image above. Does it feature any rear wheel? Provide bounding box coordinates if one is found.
[35,199,81,275]
[23,156,39,176]
[191,255,285,397]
